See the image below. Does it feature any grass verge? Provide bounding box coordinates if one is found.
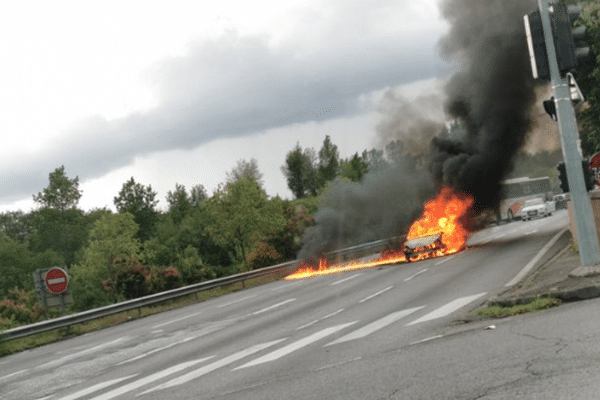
[0,270,288,357]
[475,296,560,318]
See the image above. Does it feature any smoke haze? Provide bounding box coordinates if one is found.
[299,0,543,258]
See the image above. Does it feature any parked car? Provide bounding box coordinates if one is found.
[555,194,567,209]
[520,197,556,221]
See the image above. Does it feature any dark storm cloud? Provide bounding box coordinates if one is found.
[0,28,442,203]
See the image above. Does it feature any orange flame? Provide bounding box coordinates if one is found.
[284,187,473,280]
[406,186,473,254]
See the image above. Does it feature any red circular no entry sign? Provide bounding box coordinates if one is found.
[45,267,69,294]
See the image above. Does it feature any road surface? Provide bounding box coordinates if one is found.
[0,211,569,399]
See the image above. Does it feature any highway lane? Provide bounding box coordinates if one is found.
[0,211,568,400]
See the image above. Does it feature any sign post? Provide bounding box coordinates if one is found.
[33,267,74,315]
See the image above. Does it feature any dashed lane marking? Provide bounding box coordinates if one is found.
[296,308,345,330]
[329,273,363,286]
[251,298,296,315]
[234,323,357,370]
[409,334,445,346]
[359,286,394,302]
[404,269,427,281]
[406,293,487,326]
[218,294,257,308]
[116,336,197,366]
[37,337,131,370]
[324,306,424,346]
[0,369,28,382]
[58,374,138,400]
[151,311,203,329]
[141,339,286,394]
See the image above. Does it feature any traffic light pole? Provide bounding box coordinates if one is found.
[538,0,600,269]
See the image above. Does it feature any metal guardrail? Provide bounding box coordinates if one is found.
[1,260,298,341]
[1,236,401,342]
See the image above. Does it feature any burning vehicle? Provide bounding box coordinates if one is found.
[402,233,444,262]
[285,187,473,280]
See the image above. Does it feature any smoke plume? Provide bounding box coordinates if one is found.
[299,0,542,259]
[431,0,539,212]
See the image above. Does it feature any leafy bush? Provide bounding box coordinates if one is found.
[247,241,282,270]
[0,289,51,330]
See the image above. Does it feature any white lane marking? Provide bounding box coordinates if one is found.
[151,311,203,329]
[406,293,487,326]
[218,294,257,308]
[329,273,363,286]
[296,308,345,330]
[404,269,428,282]
[325,306,424,346]
[0,369,28,381]
[58,374,138,400]
[88,357,213,400]
[116,336,197,366]
[435,254,456,265]
[315,356,362,372]
[505,228,567,287]
[142,339,286,394]
[409,334,445,346]
[272,282,300,291]
[234,323,356,370]
[359,286,394,302]
[524,229,538,235]
[37,337,130,369]
[251,298,296,315]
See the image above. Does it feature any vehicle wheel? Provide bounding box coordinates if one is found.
[507,210,514,222]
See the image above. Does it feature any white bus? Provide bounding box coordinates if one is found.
[498,176,553,222]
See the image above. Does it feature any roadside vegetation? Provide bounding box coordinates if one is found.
[0,271,285,357]
[475,297,560,318]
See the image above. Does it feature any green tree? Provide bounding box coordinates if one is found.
[340,153,369,182]
[33,166,82,211]
[574,1,600,154]
[27,207,89,266]
[206,179,285,271]
[166,183,191,224]
[226,158,264,188]
[0,232,63,298]
[114,177,159,242]
[190,184,208,207]
[70,213,141,309]
[281,143,319,199]
[318,135,340,184]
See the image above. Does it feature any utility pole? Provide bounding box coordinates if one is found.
[536,0,600,270]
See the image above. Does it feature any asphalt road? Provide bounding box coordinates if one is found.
[0,211,569,400]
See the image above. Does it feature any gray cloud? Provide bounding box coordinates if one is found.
[1,27,443,203]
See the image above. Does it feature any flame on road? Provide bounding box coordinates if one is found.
[284,187,474,281]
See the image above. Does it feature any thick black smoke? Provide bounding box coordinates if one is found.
[298,0,541,259]
[431,0,539,212]
[297,157,435,261]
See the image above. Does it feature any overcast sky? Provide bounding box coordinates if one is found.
[0,0,449,212]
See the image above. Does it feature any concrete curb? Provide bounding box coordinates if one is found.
[488,284,600,308]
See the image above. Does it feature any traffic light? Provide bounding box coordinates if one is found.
[524,10,550,81]
[543,96,557,121]
[557,161,569,192]
[550,3,590,74]
[582,159,595,191]
[556,160,595,193]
